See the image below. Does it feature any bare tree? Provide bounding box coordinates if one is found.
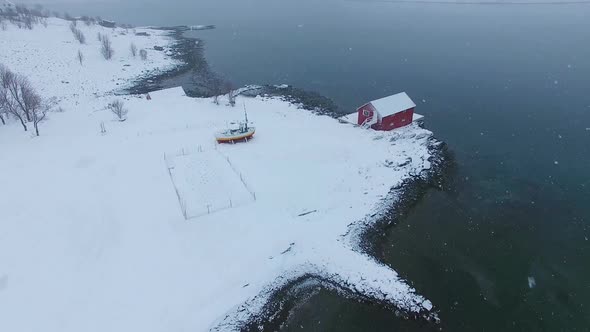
[0,65,45,134]
[23,15,33,29]
[210,79,223,105]
[97,32,103,42]
[139,49,147,61]
[108,100,127,121]
[77,50,84,65]
[0,93,6,125]
[70,23,85,44]
[0,68,7,125]
[100,35,114,60]
[130,43,137,57]
[225,82,237,107]
[0,66,28,131]
[5,71,31,122]
[21,80,44,136]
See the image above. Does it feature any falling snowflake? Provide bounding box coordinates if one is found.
[528,277,536,288]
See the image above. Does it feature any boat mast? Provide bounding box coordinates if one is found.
[243,103,248,131]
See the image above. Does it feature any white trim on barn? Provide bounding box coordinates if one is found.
[338,112,424,126]
[370,92,416,117]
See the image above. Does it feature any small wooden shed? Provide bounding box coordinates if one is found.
[356,92,416,131]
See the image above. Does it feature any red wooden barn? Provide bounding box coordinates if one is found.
[356,92,416,131]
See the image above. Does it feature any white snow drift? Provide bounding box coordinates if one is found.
[0,17,438,332]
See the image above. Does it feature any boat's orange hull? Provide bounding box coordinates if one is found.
[215,130,255,144]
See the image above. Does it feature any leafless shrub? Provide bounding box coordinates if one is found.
[23,81,45,136]
[130,43,137,57]
[70,23,86,44]
[81,16,94,26]
[77,50,84,65]
[139,49,147,61]
[210,79,224,105]
[108,100,127,121]
[225,82,237,107]
[0,66,7,125]
[40,18,48,28]
[23,15,33,29]
[100,35,114,60]
[0,21,6,31]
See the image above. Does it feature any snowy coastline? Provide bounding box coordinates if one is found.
[0,17,443,332]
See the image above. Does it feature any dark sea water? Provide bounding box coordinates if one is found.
[47,0,590,330]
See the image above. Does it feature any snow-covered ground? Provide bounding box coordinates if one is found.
[0,17,179,106]
[0,17,439,332]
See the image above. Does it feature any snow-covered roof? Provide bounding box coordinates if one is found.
[370,92,416,117]
[339,112,360,124]
[148,86,186,99]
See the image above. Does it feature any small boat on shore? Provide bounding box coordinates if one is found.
[215,109,255,144]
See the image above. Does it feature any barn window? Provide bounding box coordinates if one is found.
[363,110,370,117]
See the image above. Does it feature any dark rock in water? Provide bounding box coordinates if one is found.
[135,32,150,36]
[154,46,165,51]
[240,85,339,117]
[99,20,115,28]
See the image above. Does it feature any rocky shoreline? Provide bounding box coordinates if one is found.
[237,141,452,332]
[127,27,341,116]
[130,26,451,332]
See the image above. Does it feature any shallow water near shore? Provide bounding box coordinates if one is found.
[49,0,590,330]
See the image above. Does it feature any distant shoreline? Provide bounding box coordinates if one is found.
[129,26,342,116]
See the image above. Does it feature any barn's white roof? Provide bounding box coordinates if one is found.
[370,92,416,117]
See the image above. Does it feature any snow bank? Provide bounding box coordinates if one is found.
[0,18,438,332]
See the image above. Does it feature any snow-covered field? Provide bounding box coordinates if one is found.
[0,17,179,106]
[0,17,439,331]
[167,149,256,219]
